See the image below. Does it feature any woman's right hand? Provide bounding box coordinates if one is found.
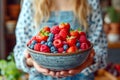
[24,51,56,77]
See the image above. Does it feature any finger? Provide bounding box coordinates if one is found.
[55,72,60,77]
[26,58,33,66]
[33,61,49,73]
[42,72,49,76]
[60,71,69,77]
[49,71,55,77]
[68,69,80,75]
[87,49,95,60]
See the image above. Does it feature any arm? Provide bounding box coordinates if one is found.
[13,0,35,73]
[81,0,108,75]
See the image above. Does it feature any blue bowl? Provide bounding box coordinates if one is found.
[27,44,93,71]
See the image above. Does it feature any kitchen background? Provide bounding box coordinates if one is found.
[0,0,120,80]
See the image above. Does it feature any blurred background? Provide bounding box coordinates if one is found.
[0,0,120,80]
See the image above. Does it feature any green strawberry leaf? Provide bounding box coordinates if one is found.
[78,27,82,31]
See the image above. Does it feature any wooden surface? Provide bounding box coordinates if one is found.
[108,41,120,48]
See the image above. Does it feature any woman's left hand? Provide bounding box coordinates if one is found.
[50,49,95,78]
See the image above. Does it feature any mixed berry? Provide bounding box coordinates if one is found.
[27,23,91,53]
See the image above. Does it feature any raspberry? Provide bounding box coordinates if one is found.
[80,43,89,50]
[51,26,60,34]
[59,29,68,40]
[53,39,63,48]
[40,45,50,52]
[34,43,41,51]
[54,34,62,40]
[58,48,64,53]
[79,35,87,43]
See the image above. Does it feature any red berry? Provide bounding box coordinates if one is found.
[115,64,120,72]
[58,47,64,53]
[70,30,80,39]
[67,36,77,46]
[40,45,50,52]
[43,26,50,32]
[54,34,62,40]
[80,43,89,50]
[86,40,91,47]
[59,29,68,40]
[79,32,86,36]
[59,23,70,32]
[34,43,41,51]
[53,39,63,48]
[79,35,87,43]
[51,26,60,34]
[67,46,77,53]
[35,36,42,42]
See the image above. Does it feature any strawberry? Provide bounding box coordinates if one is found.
[70,30,80,39]
[58,47,64,53]
[51,26,60,34]
[53,39,63,48]
[79,31,86,36]
[38,30,49,41]
[42,26,50,32]
[40,44,50,52]
[67,36,77,46]
[59,29,68,40]
[34,43,41,51]
[115,64,120,72]
[67,46,77,53]
[80,43,89,50]
[35,36,42,43]
[79,35,87,43]
[59,23,70,32]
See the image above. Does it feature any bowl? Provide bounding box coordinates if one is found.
[27,44,93,71]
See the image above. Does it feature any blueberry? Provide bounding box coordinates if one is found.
[47,42,53,47]
[41,41,46,44]
[76,42,80,48]
[45,42,48,46]
[29,44,34,49]
[31,40,37,45]
[53,51,58,54]
[63,44,69,51]
[47,37,53,42]
[50,46,57,53]
[49,33,54,38]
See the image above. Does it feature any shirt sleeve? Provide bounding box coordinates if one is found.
[81,0,108,75]
[13,0,38,74]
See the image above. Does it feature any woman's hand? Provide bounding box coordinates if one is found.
[24,49,95,78]
[57,49,95,77]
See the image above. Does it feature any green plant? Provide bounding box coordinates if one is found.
[107,7,120,23]
[0,53,24,80]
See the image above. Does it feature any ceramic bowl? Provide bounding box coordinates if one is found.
[27,44,93,71]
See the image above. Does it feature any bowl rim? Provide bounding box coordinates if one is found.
[26,44,93,56]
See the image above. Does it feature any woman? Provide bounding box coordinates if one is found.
[14,0,108,80]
